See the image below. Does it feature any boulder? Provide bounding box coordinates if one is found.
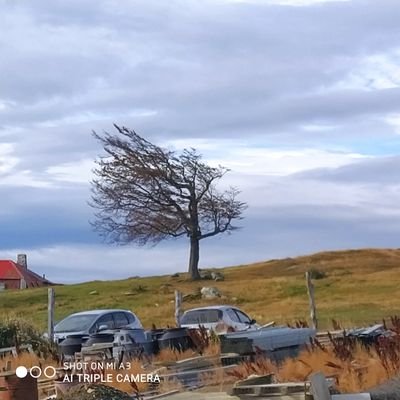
[200,272,213,280]
[211,271,225,281]
[201,287,221,299]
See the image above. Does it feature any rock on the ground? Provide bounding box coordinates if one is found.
[211,272,225,281]
[200,272,213,280]
[201,287,221,299]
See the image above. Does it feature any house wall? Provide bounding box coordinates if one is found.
[0,279,22,289]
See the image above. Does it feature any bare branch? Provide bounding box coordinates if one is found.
[90,126,247,278]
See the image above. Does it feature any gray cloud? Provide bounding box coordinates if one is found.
[295,156,400,184]
[1,0,400,281]
[2,203,400,283]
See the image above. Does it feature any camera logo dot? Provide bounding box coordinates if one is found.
[15,366,57,379]
[15,366,28,379]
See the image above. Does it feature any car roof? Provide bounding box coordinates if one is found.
[182,305,237,313]
[68,309,133,317]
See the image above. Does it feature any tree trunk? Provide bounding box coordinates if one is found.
[188,236,201,280]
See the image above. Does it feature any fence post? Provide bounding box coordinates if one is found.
[175,290,183,327]
[48,288,55,342]
[306,271,318,330]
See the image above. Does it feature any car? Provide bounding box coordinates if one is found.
[53,309,143,343]
[179,305,261,333]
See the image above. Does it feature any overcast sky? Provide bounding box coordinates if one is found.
[1,0,400,283]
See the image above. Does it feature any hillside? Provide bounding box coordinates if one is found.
[1,248,400,331]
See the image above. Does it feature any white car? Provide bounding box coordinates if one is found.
[180,305,261,333]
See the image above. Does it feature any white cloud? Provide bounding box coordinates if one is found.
[166,138,369,177]
[384,113,400,135]
[46,159,95,184]
[0,171,52,188]
[209,148,369,176]
[0,144,50,188]
[301,124,336,132]
[163,138,243,152]
[0,100,16,112]
[223,0,350,5]
[0,143,19,174]
[331,52,400,91]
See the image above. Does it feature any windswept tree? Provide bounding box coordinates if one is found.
[90,125,247,280]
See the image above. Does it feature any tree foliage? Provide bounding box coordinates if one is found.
[90,125,247,279]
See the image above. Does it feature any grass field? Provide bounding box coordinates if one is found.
[1,248,400,331]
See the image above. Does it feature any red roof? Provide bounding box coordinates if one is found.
[0,260,52,288]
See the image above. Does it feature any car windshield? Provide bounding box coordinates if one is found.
[55,314,99,333]
[181,309,222,324]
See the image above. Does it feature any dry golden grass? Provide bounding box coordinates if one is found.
[228,343,400,393]
[4,341,398,395]
[1,248,400,330]
[202,342,221,357]
[157,376,184,394]
[0,352,57,373]
[153,348,198,363]
[105,359,150,393]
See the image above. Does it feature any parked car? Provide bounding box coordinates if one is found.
[54,309,143,343]
[180,305,261,332]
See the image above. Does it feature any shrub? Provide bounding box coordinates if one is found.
[309,268,327,280]
[0,317,57,359]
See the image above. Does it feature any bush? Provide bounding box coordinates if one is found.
[309,268,327,280]
[0,317,57,358]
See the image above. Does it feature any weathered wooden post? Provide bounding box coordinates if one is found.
[48,288,55,342]
[306,271,318,330]
[175,290,183,327]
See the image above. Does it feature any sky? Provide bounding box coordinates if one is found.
[1,0,400,283]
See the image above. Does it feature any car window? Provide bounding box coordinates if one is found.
[181,309,222,324]
[226,309,241,323]
[92,313,115,332]
[55,314,99,333]
[234,309,252,324]
[125,312,135,324]
[114,312,129,328]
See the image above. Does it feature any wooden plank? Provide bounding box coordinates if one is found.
[160,364,237,379]
[332,395,371,400]
[232,381,309,398]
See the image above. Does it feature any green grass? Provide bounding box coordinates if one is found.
[2,247,400,331]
